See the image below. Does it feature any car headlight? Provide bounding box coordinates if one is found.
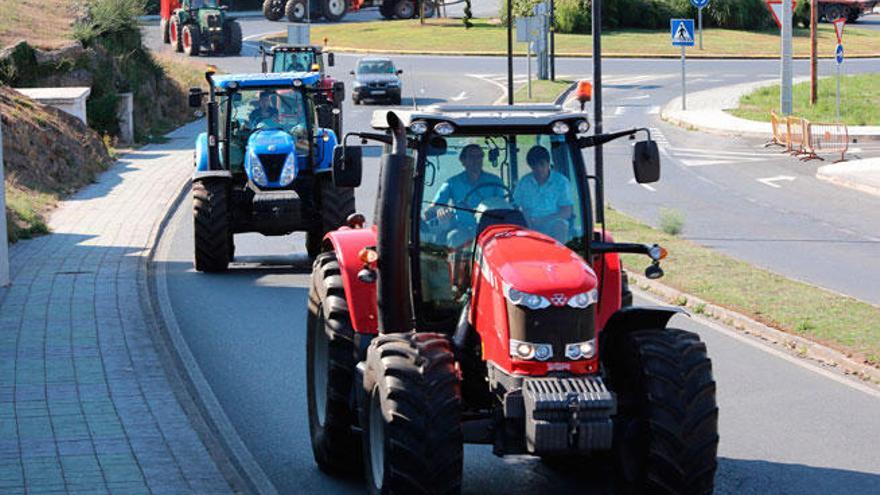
[250,151,268,186]
[564,339,596,360]
[566,289,598,309]
[386,80,400,87]
[503,283,550,310]
[279,153,297,186]
[510,339,553,361]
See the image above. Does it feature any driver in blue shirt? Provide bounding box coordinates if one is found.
[249,91,279,127]
[426,143,504,245]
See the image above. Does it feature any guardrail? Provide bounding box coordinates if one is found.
[767,111,849,163]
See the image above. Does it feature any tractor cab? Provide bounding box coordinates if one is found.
[160,0,242,56]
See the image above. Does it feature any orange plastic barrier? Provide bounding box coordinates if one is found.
[767,110,788,148]
[786,116,806,155]
[802,121,849,163]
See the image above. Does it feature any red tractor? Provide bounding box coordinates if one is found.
[160,0,242,56]
[309,105,719,494]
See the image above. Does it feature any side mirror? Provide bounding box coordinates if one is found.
[333,81,345,103]
[349,70,355,76]
[188,88,203,108]
[327,53,335,66]
[396,69,403,75]
[632,140,660,184]
[332,145,363,188]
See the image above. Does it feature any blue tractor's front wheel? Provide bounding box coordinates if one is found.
[193,179,232,272]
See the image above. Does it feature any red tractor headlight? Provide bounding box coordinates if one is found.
[510,339,553,361]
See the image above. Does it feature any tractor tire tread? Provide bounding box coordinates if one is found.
[192,180,231,272]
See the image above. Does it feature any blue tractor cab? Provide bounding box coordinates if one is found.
[188,71,359,271]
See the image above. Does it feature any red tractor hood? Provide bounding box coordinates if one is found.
[479,226,597,302]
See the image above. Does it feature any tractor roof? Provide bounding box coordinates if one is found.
[271,45,323,53]
[370,105,589,132]
[211,72,321,89]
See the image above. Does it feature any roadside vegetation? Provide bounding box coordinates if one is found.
[288,18,880,58]
[730,73,880,126]
[513,79,572,103]
[0,0,74,49]
[607,207,880,368]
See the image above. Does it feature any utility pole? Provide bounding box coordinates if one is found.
[810,0,818,105]
[549,0,555,80]
[781,0,793,115]
[507,0,514,105]
[592,0,604,226]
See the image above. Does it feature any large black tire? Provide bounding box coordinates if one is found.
[379,0,395,19]
[602,328,718,495]
[823,4,846,22]
[285,0,307,22]
[182,24,200,57]
[361,333,463,495]
[192,180,232,272]
[263,0,286,20]
[160,18,170,44]
[306,177,355,258]
[170,16,183,52]
[393,0,416,19]
[224,20,242,55]
[420,0,435,18]
[321,0,348,22]
[307,252,361,475]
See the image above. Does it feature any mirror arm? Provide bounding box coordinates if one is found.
[591,241,663,261]
[578,127,654,148]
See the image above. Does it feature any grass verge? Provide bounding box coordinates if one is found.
[606,207,880,367]
[278,18,880,58]
[729,73,880,126]
[513,79,573,103]
[0,0,74,49]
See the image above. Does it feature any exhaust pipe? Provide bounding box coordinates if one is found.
[374,111,414,334]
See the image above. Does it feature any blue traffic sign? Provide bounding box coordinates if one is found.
[691,0,710,8]
[836,44,844,64]
[671,19,696,47]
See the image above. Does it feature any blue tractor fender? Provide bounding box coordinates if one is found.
[194,132,210,172]
[313,127,338,173]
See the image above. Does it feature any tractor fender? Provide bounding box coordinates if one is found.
[598,306,689,356]
[193,170,232,182]
[313,127,338,173]
[325,227,379,335]
[194,132,210,171]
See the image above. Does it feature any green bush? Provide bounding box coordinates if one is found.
[73,0,147,47]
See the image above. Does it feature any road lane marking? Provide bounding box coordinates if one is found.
[628,178,657,192]
[449,91,468,102]
[757,175,796,188]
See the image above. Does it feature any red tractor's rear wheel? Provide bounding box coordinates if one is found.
[602,328,718,495]
[263,0,286,20]
[361,332,463,495]
[160,18,170,44]
[170,16,182,52]
[306,252,361,475]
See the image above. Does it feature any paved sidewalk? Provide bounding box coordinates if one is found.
[817,157,880,197]
[0,122,232,494]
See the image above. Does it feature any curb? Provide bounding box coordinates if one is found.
[144,164,279,494]
[816,169,880,197]
[627,271,880,386]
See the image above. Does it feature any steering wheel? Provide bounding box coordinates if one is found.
[461,182,514,207]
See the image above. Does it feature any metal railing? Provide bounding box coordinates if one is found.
[768,111,849,163]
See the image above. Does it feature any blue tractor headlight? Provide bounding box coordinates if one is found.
[279,153,297,186]
[503,284,550,310]
[249,151,268,186]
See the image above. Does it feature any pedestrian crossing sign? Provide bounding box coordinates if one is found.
[671,19,695,47]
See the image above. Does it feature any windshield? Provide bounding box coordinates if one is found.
[416,133,586,325]
[218,88,310,171]
[357,60,395,74]
[188,0,218,8]
[273,51,318,73]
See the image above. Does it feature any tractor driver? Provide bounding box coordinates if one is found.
[248,91,280,128]
[514,145,573,242]
[425,143,505,246]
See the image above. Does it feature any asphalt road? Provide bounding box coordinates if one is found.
[144,16,880,494]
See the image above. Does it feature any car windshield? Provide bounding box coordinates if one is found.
[358,60,395,74]
[274,51,318,73]
[219,88,310,170]
[416,133,585,325]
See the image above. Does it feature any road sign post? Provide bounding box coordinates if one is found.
[767,0,796,115]
[671,19,695,110]
[833,19,846,121]
[691,0,709,50]
[0,118,9,287]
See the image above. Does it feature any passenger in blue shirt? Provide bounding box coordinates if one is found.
[514,145,573,242]
[426,144,505,245]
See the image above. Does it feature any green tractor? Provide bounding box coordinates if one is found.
[160,0,242,56]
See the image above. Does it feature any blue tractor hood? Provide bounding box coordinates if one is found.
[248,129,296,155]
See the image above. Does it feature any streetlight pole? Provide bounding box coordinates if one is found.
[810,0,818,105]
[507,0,514,104]
[592,0,604,226]
[0,117,9,287]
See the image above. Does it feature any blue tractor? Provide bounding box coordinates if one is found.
[188,71,359,271]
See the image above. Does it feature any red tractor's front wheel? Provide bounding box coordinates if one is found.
[361,332,463,495]
[306,252,361,475]
[603,328,719,495]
